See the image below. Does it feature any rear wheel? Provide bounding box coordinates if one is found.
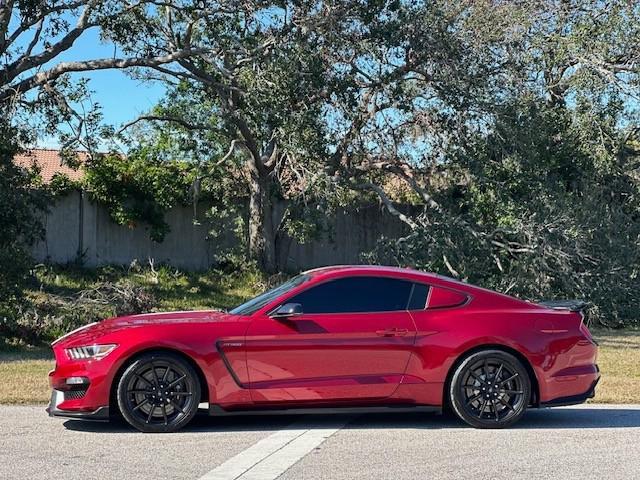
[117,352,201,433]
[449,350,530,429]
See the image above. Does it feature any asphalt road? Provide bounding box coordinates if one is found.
[1,404,639,480]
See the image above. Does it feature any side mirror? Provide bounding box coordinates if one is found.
[270,303,303,319]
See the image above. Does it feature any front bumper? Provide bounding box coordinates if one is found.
[46,389,110,421]
[48,347,117,414]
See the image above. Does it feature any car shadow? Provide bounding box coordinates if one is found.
[62,405,640,433]
[62,410,301,434]
[346,407,640,430]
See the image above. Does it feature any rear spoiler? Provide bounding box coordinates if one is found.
[538,300,590,312]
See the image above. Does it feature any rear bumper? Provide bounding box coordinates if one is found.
[537,328,600,404]
[46,389,110,421]
[539,376,600,408]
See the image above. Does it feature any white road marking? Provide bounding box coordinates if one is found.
[197,416,352,480]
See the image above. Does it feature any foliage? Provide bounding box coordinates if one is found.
[47,172,82,197]
[110,1,341,270]
[99,0,640,327]
[0,121,49,322]
[83,151,197,242]
[368,96,640,327]
[354,1,640,328]
[110,1,521,270]
[0,1,260,341]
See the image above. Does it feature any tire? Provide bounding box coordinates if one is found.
[449,349,531,429]
[116,352,201,433]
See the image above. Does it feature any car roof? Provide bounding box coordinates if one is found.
[302,265,441,281]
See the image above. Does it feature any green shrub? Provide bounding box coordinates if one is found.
[83,152,195,242]
[0,122,48,326]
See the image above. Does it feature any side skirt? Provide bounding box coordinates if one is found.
[209,404,442,417]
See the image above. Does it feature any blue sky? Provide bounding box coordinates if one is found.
[37,28,167,148]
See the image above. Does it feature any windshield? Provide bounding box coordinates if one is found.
[229,274,310,315]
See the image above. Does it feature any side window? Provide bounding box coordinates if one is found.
[288,276,414,314]
[407,283,429,310]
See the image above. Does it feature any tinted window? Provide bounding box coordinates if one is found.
[229,274,310,315]
[288,277,413,314]
[408,283,429,310]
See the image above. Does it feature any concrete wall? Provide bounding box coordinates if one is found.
[32,191,410,271]
[32,191,82,264]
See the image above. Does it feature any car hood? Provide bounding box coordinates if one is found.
[52,310,239,347]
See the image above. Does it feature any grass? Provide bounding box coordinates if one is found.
[28,263,265,312]
[1,330,638,406]
[12,264,273,342]
[590,329,640,404]
[0,342,54,405]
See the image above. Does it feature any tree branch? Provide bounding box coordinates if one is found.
[0,0,14,52]
[354,182,419,230]
[117,114,210,134]
[4,1,86,52]
[213,139,241,167]
[3,1,98,83]
[1,48,208,102]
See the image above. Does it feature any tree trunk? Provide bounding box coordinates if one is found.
[248,171,277,273]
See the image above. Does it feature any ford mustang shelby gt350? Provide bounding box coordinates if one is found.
[48,265,599,432]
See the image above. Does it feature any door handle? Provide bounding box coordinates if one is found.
[376,328,409,337]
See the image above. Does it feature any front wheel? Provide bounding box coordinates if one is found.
[449,350,530,429]
[116,352,201,433]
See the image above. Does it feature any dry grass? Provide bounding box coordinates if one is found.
[1,330,638,405]
[591,329,640,404]
[0,345,53,405]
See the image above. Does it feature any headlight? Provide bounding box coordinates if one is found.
[66,344,117,360]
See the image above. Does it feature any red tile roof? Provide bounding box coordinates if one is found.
[14,148,87,183]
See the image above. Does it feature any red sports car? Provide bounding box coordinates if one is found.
[48,265,599,432]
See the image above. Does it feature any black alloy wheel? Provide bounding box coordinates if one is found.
[449,350,530,428]
[117,352,201,433]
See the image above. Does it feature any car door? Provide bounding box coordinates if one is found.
[244,276,418,403]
